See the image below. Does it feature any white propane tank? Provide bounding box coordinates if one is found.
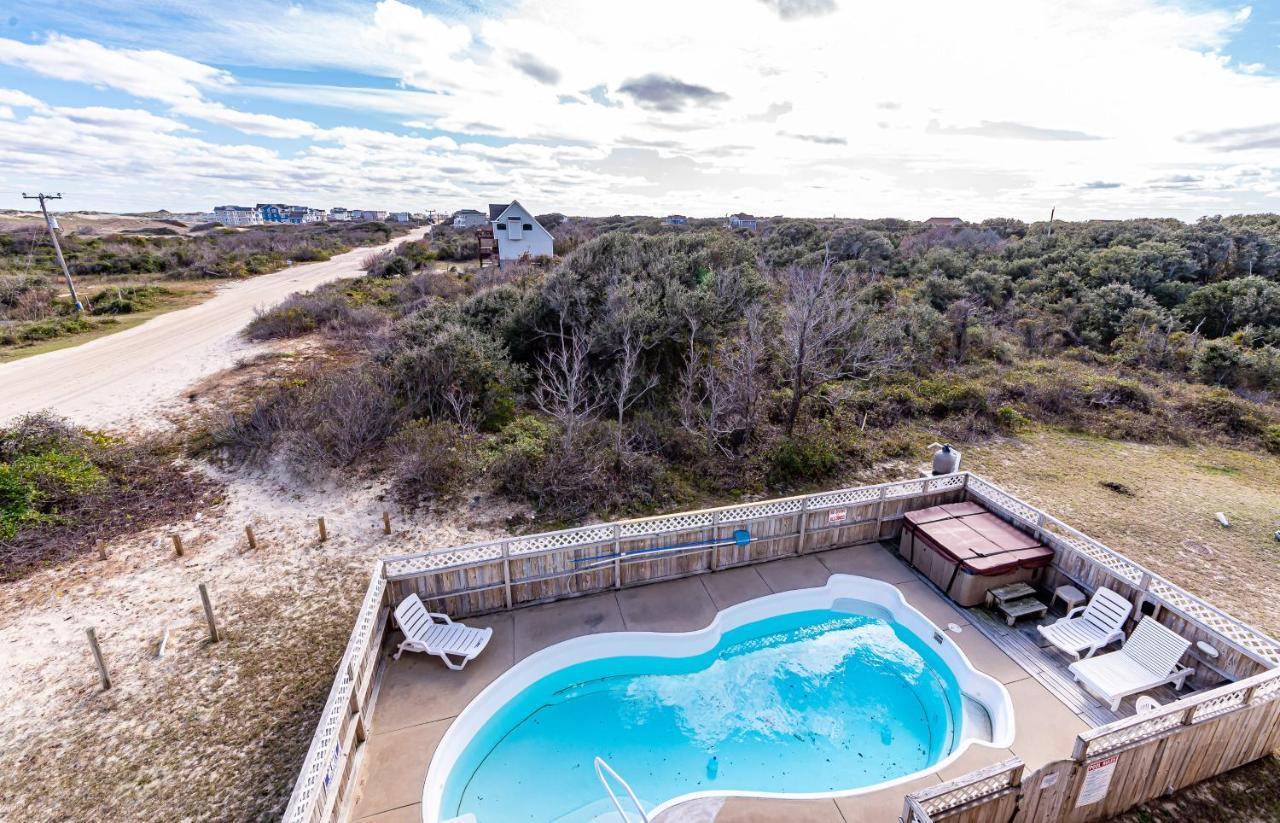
[931,443,961,475]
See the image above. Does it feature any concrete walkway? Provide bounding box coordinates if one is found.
[349,543,1089,823]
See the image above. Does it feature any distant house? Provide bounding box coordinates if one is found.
[257,203,288,223]
[924,217,964,227]
[211,205,262,227]
[284,206,326,224]
[663,215,689,226]
[728,213,759,230]
[490,200,554,264]
[451,209,488,229]
[329,207,351,222]
[389,212,414,223]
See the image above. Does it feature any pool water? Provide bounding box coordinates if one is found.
[439,606,962,822]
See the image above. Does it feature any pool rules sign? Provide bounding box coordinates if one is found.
[1076,755,1119,807]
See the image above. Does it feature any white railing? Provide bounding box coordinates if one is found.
[964,474,1280,668]
[594,757,650,822]
[381,473,968,581]
[281,563,387,823]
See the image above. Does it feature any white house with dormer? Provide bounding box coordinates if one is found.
[489,200,554,263]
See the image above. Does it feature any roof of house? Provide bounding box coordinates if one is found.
[732,212,756,219]
[925,217,964,225]
[455,208,484,216]
[489,202,512,220]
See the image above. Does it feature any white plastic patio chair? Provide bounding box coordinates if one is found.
[393,593,493,671]
[1068,616,1194,711]
[1037,586,1133,660]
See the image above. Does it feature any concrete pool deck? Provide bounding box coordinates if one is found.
[348,542,1093,823]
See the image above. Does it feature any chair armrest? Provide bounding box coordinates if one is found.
[1065,606,1086,620]
[427,612,455,625]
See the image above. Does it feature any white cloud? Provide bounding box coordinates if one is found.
[0,0,1277,218]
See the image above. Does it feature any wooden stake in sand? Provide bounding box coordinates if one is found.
[317,516,328,543]
[382,511,392,535]
[245,525,257,551]
[171,534,184,557]
[198,583,221,643]
[96,540,108,561]
[85,627,111,691]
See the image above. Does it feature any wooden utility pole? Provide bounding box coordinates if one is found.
[22,192,83,312]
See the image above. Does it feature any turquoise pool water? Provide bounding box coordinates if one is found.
[439,606,962,822]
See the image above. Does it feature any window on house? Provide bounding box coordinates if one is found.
[496,223,506,230]
[523,223,533,231]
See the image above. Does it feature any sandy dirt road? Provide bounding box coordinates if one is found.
[0,226,428,429]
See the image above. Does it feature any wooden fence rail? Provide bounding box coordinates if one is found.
[902,667,1280,823]
[283,472,1280,823]
[281,564,388,823]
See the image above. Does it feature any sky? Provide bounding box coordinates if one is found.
[0,0,1278,220]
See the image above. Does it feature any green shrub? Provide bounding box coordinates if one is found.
[765,436,840,487]
[1262,425,1280,455]
[88,285,168,315]
[0,450,105,538]
[995,404,1029,431]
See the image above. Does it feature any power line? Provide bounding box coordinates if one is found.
[22,192,84,313]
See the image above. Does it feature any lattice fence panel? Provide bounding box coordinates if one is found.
[917,768,1019,814]
[619,511,714,537]
[718,498,804,522]
[807,486,882,510]
[383,544,504,577]
[509,525,614,556]
[284,571,385,823]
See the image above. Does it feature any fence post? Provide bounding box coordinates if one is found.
[96,540,108,561]
[244,525,257,551]
[796,497,810,555]
[502,540,513,610]
[382,511,392,535]
[612,525,622,590]
[317,517,328,543]
[873,486,888,541]
[710,511,722,570]
[85,627,111,691]
[198,583,221,642]
[171,534,184,557]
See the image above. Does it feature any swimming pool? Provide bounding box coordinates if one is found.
[423,575,1013,823]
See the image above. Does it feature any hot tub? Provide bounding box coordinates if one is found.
[900,502,1053,606]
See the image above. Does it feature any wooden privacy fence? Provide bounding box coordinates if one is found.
[963,474,1280,680]
[282,565,388,823]
[903,666,1280,823]
[382,473,969,617]
[282,471,1280,823]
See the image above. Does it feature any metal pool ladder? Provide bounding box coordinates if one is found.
[594,756,650,822]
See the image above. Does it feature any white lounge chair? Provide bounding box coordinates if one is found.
[1038,586,1133,660]
[1068,617,1194,711]
[393,593,493,671]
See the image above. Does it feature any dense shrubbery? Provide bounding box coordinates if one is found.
[217,215,1280,519]
[0,413,219,579]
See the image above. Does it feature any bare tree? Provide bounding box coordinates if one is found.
[533,327,601,447]
[945,297,990,364]
[603,277,658,462]
[779,251,896,437]
[714,303,771,449]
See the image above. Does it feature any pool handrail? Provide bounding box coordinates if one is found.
[594,756,650,822]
